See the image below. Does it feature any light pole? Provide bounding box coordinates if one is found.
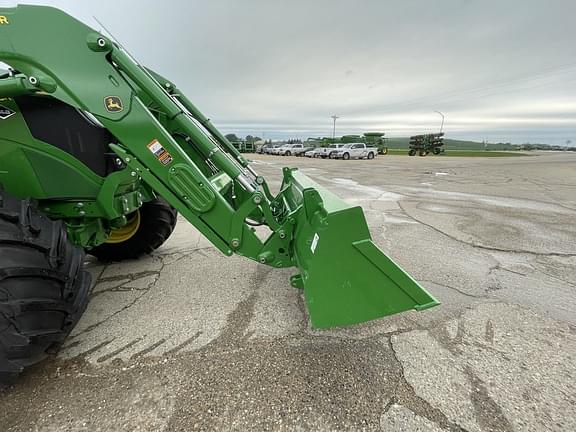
[434,110,445,133]
[330,115,339,142]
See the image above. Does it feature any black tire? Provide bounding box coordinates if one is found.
[89,198,177,262]
[0,192,90,385]
[285,151,291,156]
[367,152,375,160]
[380,147,388,155]
[433,147,441,155]
[342,152,350,160]
[408,149,417,156]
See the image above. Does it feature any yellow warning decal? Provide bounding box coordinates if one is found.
[147,139,173,166]
[0,16,9,25]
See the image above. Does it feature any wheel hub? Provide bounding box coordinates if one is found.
[105,211,141,243]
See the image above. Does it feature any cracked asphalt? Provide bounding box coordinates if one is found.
[1,152,576,431]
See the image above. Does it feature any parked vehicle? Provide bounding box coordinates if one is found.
[277,144,305,156]
[332,143,378,160]
[265,144,283,155]
[318,144,346,159]
[305,148,323,158]
[257,143,273,154]
[295,146,314,156]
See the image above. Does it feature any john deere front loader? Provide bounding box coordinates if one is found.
[0,5,438,383]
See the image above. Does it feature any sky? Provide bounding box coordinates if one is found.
[2,0,576,144]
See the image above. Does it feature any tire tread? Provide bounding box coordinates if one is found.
[0,193,90,386]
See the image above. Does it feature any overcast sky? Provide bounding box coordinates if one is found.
[4,0,576,144]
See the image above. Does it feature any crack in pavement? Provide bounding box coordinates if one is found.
[90,271,160,298]
[67,257,168,341]
[387,336,469,432]
[420,279,489,300]
[398,201,576,258]
[72,249,213,345]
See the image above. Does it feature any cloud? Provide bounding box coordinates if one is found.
[4,0,576,144]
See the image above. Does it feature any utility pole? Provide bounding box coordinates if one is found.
[434,111,445,133]
[330,115,339,142]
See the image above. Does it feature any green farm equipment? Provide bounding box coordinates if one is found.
[364,132,388,155]
[0,5,438,383]
[408,133,445,156]
[231,140,254,153]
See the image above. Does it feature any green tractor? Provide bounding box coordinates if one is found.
[363,132,388,155]
[0,6,438,383]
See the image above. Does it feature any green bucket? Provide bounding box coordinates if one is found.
[280,168,439,328]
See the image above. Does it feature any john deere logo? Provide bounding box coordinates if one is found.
[0,105,15,120]
[104,96,123,113]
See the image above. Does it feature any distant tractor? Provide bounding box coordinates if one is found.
[408,133,445,156]
[363,132,388,155]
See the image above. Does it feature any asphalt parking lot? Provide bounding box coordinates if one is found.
[1,152,575,431]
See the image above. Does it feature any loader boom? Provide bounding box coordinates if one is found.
[0,5,439,327]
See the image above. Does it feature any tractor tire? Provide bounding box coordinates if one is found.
[380,147,388,155]
[0,192,91,386]
[408,149,417,156]
[342,152,350,160]
[433,147,442,155]
[367,152,375,160]
[88,198,177,262]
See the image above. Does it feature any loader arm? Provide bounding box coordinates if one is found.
[0,5,439,327]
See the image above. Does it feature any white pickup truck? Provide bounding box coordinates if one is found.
[332,143,378,160]
[317,143,345,159]
[276,144,304,156]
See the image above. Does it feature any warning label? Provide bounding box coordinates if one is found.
[147,139,173,166]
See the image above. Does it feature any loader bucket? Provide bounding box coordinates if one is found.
[281,168,439,328]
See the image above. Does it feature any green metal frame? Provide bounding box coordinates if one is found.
[0,5,439,327]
